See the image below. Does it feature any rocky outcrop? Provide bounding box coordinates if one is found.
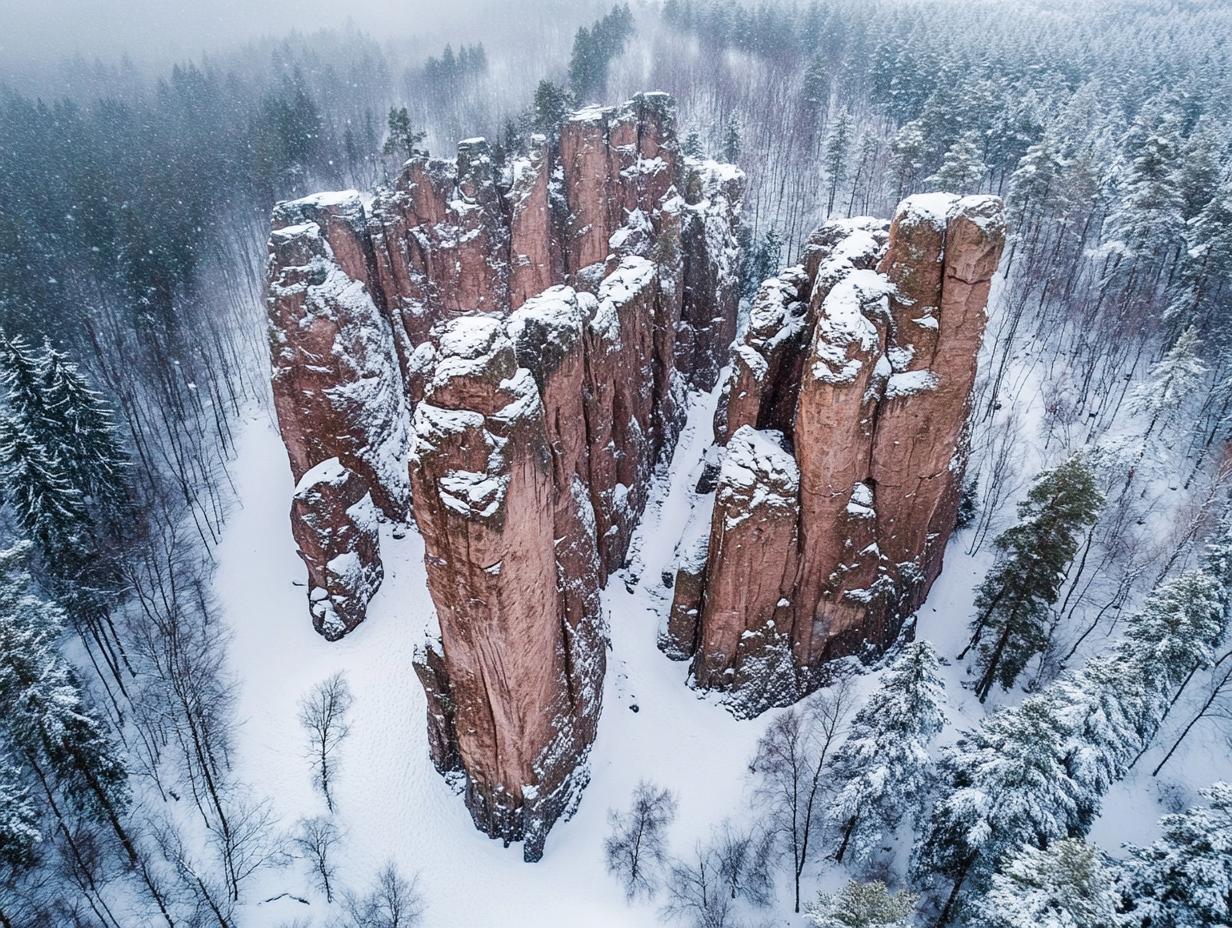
[291,459,383,641]
[409,317,602,862]
[670,195,1005,716]
[266,94,745,859]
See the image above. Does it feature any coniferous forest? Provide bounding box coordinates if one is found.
[0,1,1230,926]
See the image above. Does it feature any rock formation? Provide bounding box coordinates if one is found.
[666,194,1005,716]
[266,94,745,859]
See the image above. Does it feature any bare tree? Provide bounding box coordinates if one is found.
[605,780,678,900]
[293,816,341,903]
[344,861,425,928]
[712,821,774,907]
[298,673,354,813]
[661,841,736,928]
[751,680,854,912]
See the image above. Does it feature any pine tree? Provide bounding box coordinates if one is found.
[804,880,915,928]
[830,642,946,865]
[1008,136,1067,234]
[823,110,852,216]
[533,80,573,136]
[721,113,742,163]
[1115,783,1232,928]
[1166,178,1232,342]
[382,106,427,161]
[926,132,987,195]
[0,543,130,836]
[967,455,1103,701]
[975,839,1118,928]
[801,54,829,120]
[682,130,704,159]
[889,120,926,200]
[918,517,1232,923]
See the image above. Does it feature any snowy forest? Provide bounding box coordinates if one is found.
[0,0,1231,926]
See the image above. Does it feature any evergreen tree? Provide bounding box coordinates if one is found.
[1103,110,1185,259]
[682,130,704,159]
[1167,179,1232,343]
[913,697,1083,923]
[0,412,87,561]
[830,641,946,865]
[926,132,987,195]
[382,106,427,161]
[823,110,852,216]
[721,113,742,163]
[0,756,40,868]
[967,455,1103,701]
[889,120,926,200]
[801,54,829,120]
[1008,135,1067,234]
[1126,325,1207,438]
[0,543,130,835]
[1115,783,1232,928]
[804,880,916,928]
[975,839,1118,928]
[533,80,573,136]
[743,228,783,297]
[38,341,130,522]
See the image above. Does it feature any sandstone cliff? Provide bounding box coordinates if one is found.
[668,195,1005,716]
[266,94,745,859]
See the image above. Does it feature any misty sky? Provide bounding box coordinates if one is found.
[0,0,514,67]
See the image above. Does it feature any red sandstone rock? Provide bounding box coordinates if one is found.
[508,135,565,309]
[290,458,383,641]
[678,197,1004,714]
[267,94,745,855]
[410,317,583,862]
[267,197,411,520]
[693,427,799,711]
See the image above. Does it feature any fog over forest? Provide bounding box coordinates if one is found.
[0,1,1230,926]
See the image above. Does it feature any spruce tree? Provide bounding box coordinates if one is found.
[0,756,40,868]
[1103,110,1185,259]
[38,340,130,523]
[721,113,742,163]
[682,130,704,159]
[1115,782,1232,928]
[926,132,987,195]
[912,698,1083,923]
[830,641,946,865]
[0,543,130,835]
[975,839,1118,928]
[823,111,852,216]
[967,455,1103,701]
[0,412,87,561]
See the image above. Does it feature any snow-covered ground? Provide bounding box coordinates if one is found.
[216,368,1231,926]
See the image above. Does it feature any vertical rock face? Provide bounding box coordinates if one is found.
[410,317,590,861]
[266,95,745,858]
[672,195,1005,716]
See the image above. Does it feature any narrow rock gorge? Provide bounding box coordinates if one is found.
[665,194,1006,716]
[266,91,1004,856]
[266,94,743,859]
